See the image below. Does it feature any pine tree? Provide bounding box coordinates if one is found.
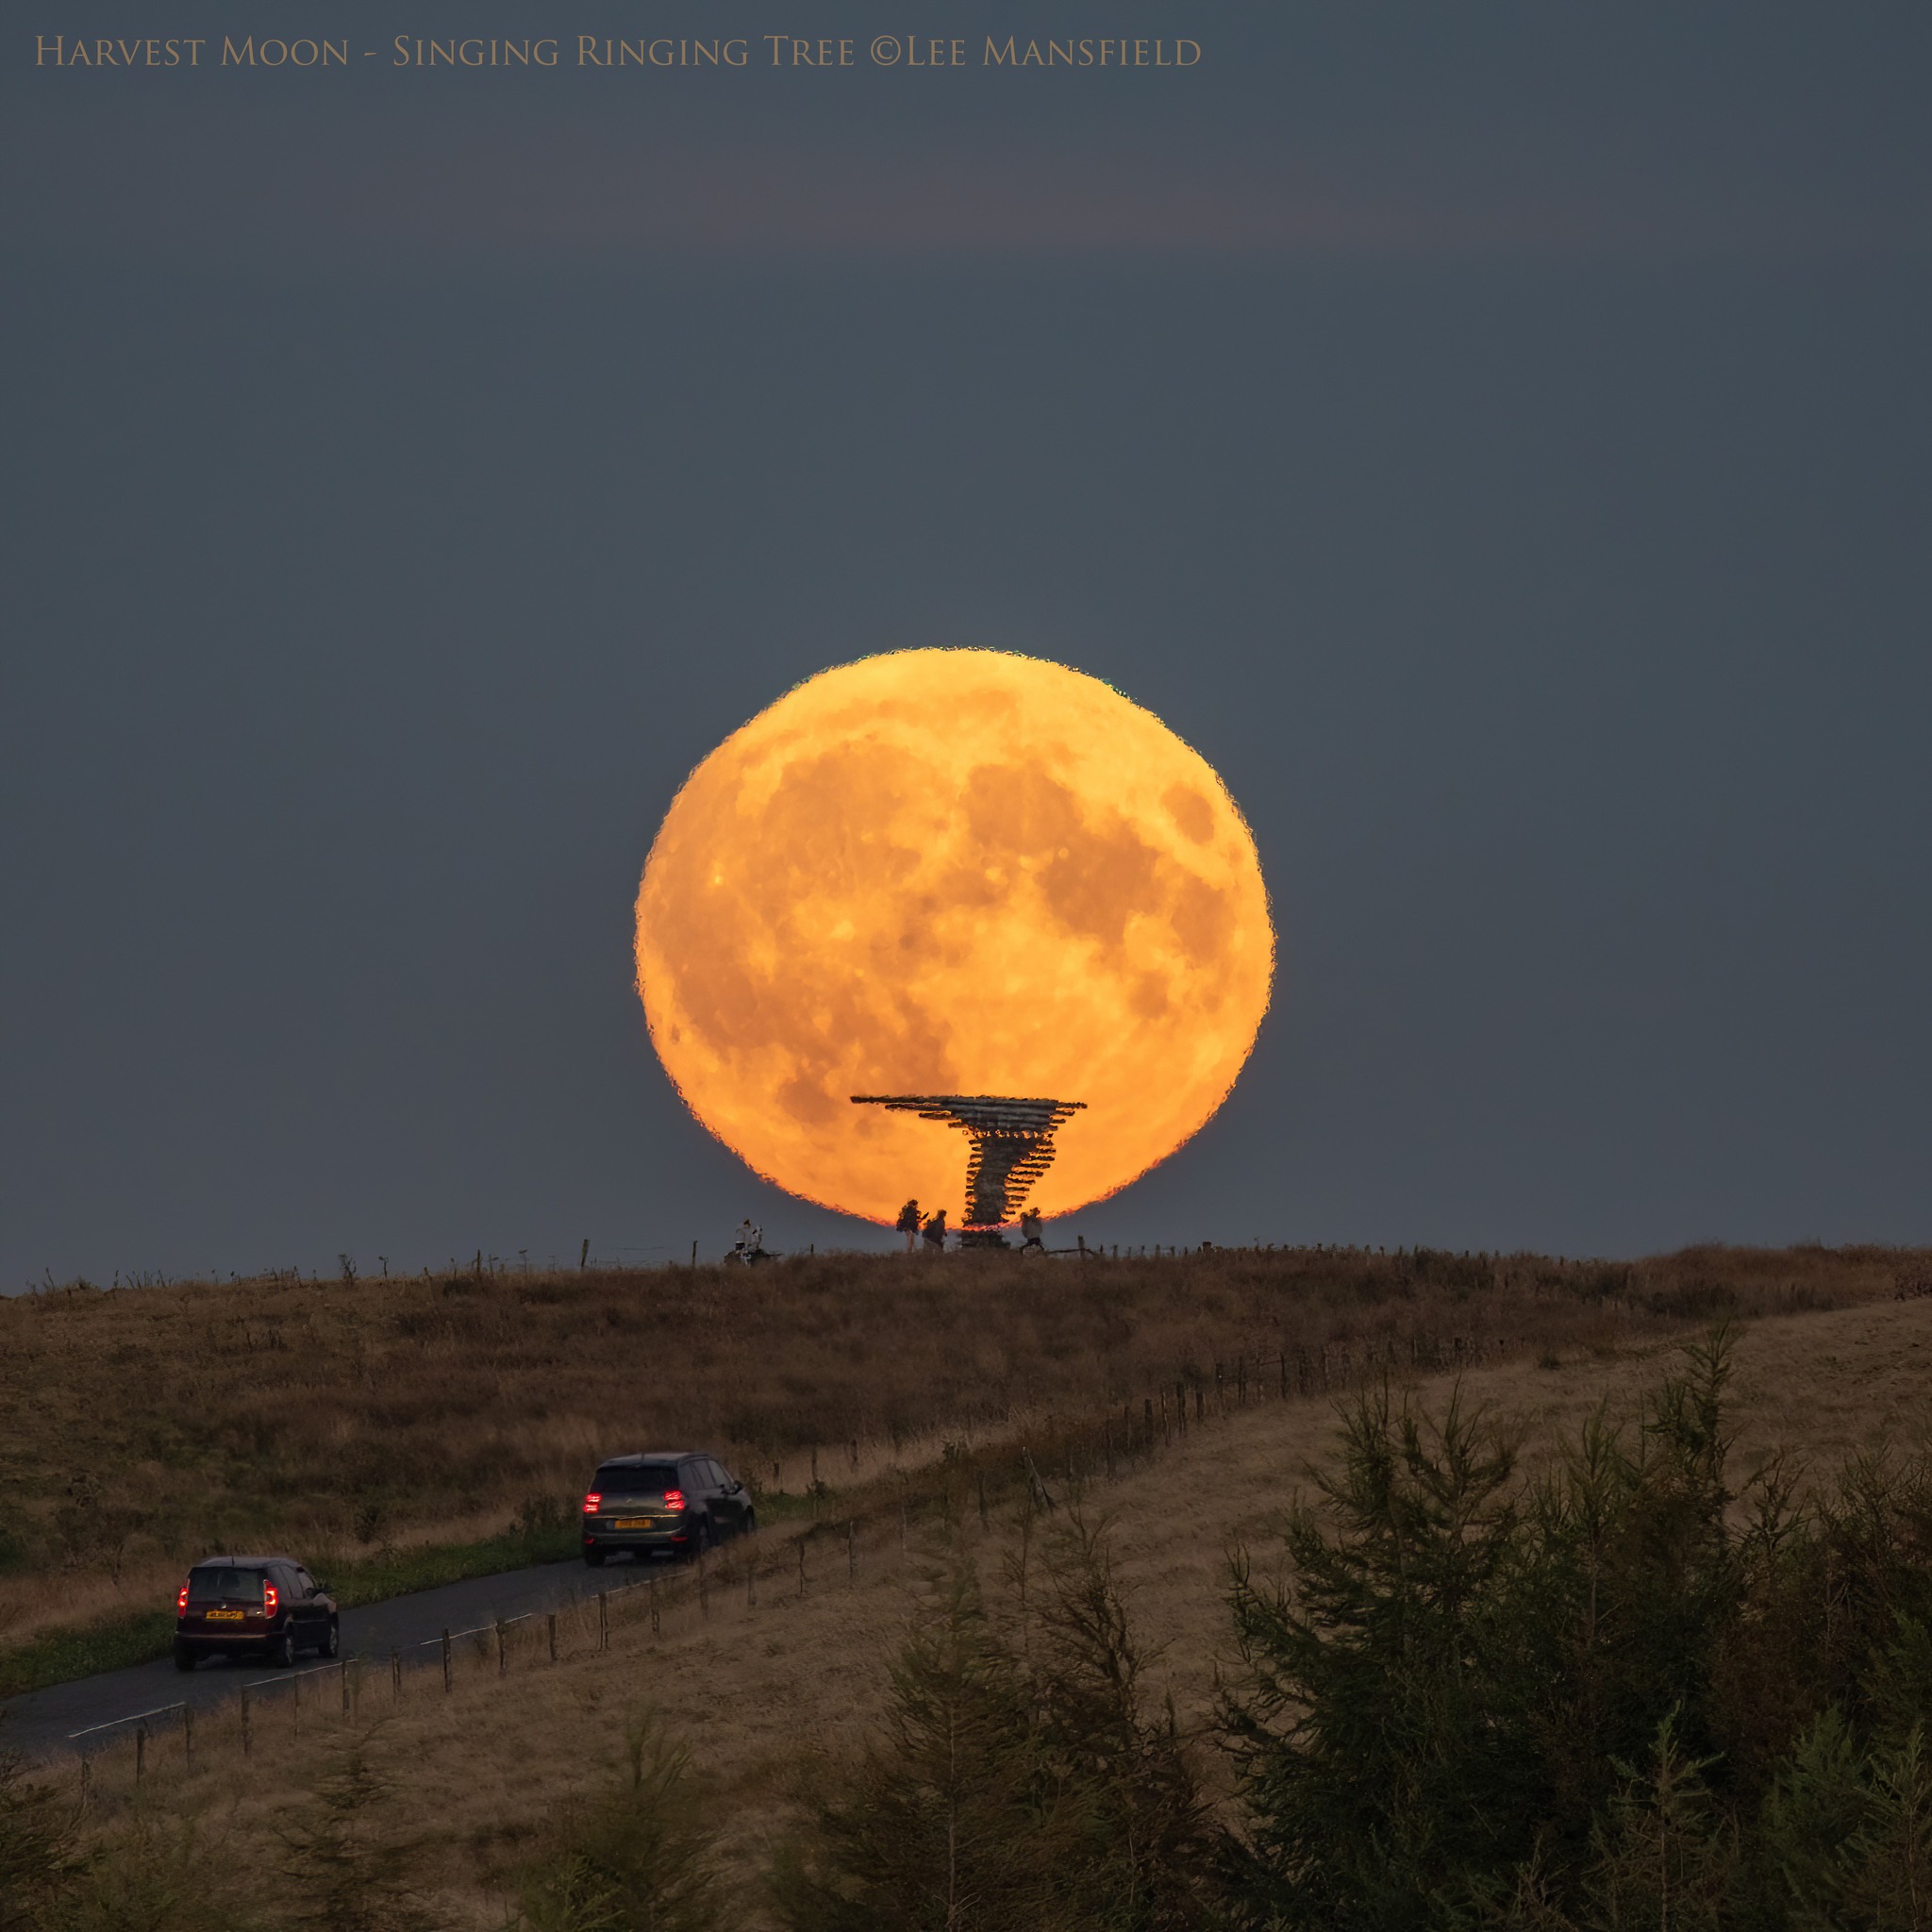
[515,1712,725,1932]
[1220,1383,1530,1931]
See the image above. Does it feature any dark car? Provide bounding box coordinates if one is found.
[174,1556,339,1670]
[581,1452,756,1565]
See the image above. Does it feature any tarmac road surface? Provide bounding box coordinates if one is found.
[0,1553,665,1761]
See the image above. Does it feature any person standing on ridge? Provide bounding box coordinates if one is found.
[1019,1207,1044,1253]
[922,1208,948,1254]
[896,1199,922,1254]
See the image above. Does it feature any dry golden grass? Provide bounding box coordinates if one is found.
[46,1286,1932,1930]
[2,1241,1915,1650]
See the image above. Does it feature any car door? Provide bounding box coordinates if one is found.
[681,1458,721,1541]
[705,1457,747,1538]
[274,1564,311,1645]
[293,1565,326,1642]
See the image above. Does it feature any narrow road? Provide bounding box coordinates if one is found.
[0,1553,661,1760]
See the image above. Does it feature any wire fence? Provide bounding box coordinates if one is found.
[57,1322,1537,1805]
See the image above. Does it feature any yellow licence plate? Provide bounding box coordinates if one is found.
[612,1517,655,1530]
[205,1609,245,1621]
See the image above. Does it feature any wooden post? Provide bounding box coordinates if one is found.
[496,1621,508,1676]
[441,1628,453,1692]
[78,1757,91,1811]
[746,1553,757,1611]
[650,1576,660,1637]
[135,1723,146,1782]
[391,1649,401,1701]
[241,1685,252,1757]
[1143,1396,1154,1445]
[341,1659,351,1714]
[796,1540,806,1598]
[598,1592,609,1650]
[1279,1351,1288,1397]
[1104,1420,1114,1480]
[1195,1382,1205,1424]
[690,1241,697,1268]
[293,1670,302,1737]
[1238,1355,1247,1406]
[900,1502,908,1557]
[547,1612,558,1663]
[977,1471,989,1526]
[698,1555,709,1619]
[183,1704,193,1772]
[579,1237,589,1270]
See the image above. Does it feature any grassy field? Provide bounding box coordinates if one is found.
[28,1279,1932,1929]
[0,1241,1916,1676]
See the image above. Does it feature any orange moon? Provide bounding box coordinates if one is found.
[634,648,1274,1225]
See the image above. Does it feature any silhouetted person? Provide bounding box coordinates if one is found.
[732,1219,766,1263]
[922,1208,948,1254]
[896,1199,922,1254]
[1019,1207,1044,1253]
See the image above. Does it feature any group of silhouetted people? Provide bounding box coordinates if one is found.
[896,1200,1045,1253]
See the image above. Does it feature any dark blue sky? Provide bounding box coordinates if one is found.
[4,5,1928,1282]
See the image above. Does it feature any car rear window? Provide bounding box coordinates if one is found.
[188,1567,266,1605]
[593,1462,680,1495]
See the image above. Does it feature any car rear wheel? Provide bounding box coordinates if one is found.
[173,1641,198,1673]
[268,1629,296,1668]
[741,1510,758,1538]
[317,1619,340,1659]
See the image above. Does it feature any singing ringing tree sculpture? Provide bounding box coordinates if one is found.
[851,1094,1087,1248]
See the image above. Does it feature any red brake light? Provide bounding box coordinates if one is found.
[663,1489,685,1512]
[263,1582,278,1616]
[176,1583,189,1613]
[583,1491,602,1514]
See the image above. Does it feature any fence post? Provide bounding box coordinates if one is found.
[496,1621,508,1676]
[1176,1380,1188,1437]
[746,1553,758,1611]
[293,1670,302,1737]
[598,1592,609,1651]
[1279,1351,1288,1397]
[441,1629,453,1692]
[650,1576,660,1638]
[547,1612,558,1664]
[78,1757,91,1812]
[1195,1382,1206,1423]
[796,1540,806,1598]
[1238,1355,1247,1406]
[341,1660,351,1715]
[698,1552,709,1619]
[183,1704,193,1773]
[391,1649,401,1701]
[977,1471,989,1526]
[241,1685,252,1758]
[135,1723,146,1783]
[848,1519,858,1583]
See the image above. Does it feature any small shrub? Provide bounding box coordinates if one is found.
[514,1711,725,1932]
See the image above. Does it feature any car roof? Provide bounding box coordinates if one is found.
[190,1555,301,1568]
[594,1451,708,1465]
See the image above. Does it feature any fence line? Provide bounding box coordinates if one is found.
[59,1322,1528,1779]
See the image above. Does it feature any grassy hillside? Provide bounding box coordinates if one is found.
[0,1242,1916,1661]
[21,1288,1932,1930]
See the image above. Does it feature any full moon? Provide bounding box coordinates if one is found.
[634,649,1274,1225]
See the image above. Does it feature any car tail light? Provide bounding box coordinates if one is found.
[583,1491,602,1514]
[263,1583,278,1617]
[663,1489,685,1512]
[176,1583,189,1613]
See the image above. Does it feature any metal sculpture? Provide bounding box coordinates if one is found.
[851,1095,1086,1246]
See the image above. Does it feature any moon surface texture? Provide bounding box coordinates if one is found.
[634,649,1274,1226]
